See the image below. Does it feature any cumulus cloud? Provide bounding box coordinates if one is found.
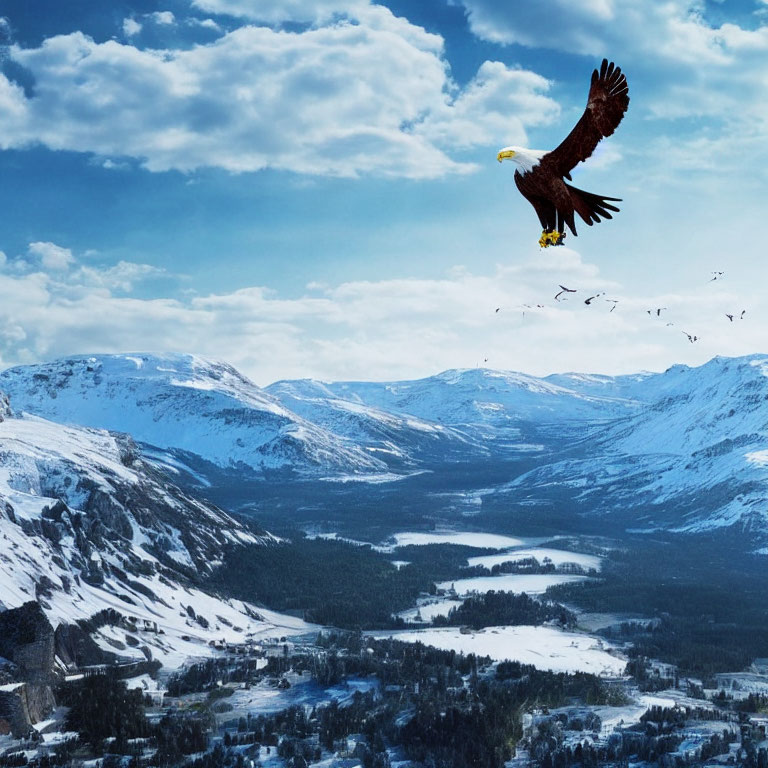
[0,242,762,383]
[453,0,768,124]
[150,11,176,25]
[416,61,559,150]
[27,241,74,271]
[9,241,165,296]
[122,18,142,37]
[72,261,166,292]
[190,0,367,24]
[0,5,558,178]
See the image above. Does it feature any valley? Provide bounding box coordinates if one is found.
[0,352,767,767]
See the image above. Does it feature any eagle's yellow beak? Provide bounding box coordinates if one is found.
[497,149,516,163]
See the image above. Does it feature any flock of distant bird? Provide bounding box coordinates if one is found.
[493,271,747,347]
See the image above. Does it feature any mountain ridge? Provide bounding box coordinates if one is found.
[1,351,767,541]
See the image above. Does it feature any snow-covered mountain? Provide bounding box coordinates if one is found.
[285,368,643,428]
[2,351,767,539]
[505,355,768,535]
[266,378,482,466]
[0,354,385,480]
[0,402,309,668]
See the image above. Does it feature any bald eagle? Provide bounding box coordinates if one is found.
[497,59,629,248]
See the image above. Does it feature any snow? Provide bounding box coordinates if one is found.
[508,354,768,533]
[373,626,627,676]
[396,599,463,623]
[438,573,588,596]
[746,450,768,467]
[222,676,378,718]
[283,366,643,430]
[390,531,526,549]
[0,410,314,671]
[305,533,391,553]
[0,353,386,477]
[466,548,602,572]
[319,471,418,484]
[307,530,529,554]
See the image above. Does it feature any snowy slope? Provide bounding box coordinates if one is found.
[0,354,385,478]
[293,368,643,428]
[266,378,481,465]
[2,351,766,537]
[0,406,310,668]
[507,355,768,534]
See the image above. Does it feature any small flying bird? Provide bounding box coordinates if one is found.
[709,271,724,282]
[495,307,501,313]
[741,310,747,319]
[554,285,577,301]
[725,314,734,322]
[682,332,699,343]
[584,293,604,305]
[497,59,629,248]
[606,299,619,312]
[656,308,667,317]
[519,303,545,318]
[666,322,675,327]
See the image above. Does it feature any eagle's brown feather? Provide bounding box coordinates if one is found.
[547,58,629,178]
[509,59,629,239]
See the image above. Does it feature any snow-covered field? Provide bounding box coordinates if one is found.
[466,547,602,572]
[390,531,526,549]
[396,599,463,623]
[591,693,698,735]
[438,572,588,596]
[219,676,378,719]
[373,626,627,676]
[575,613,655,632]
[306,532,391,552]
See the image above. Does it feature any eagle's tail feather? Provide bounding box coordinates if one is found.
[566,183,621,226]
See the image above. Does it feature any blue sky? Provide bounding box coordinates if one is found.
[0,0,766,383]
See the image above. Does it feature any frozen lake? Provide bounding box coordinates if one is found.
[374,625,627,677]
[466,547,602,572]
[438,572,588,596]
[390,531,526,549]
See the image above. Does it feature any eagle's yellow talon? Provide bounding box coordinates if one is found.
[539,230,565,248]
[539,230,564,248]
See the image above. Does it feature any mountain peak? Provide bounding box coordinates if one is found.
[0,354,385,477]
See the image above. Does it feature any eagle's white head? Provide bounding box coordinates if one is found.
[497,146,548,174]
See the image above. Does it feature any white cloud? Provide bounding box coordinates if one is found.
[27,241,74,271]
[150,11,176,25]
[455,0,732,63]
[72,261,166,292]
[454,0,768,125]
[190,0,366,24]
[122,18,142,37]
[416,61,559,150]
[0,251,6,269]
[0,6,558,178]
[187,18,221,31]
[0,243,762,383]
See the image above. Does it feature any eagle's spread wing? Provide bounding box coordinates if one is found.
[547,59,629,178]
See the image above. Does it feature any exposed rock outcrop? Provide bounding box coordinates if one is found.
[0,391,10,421]
[0,602,57,725]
